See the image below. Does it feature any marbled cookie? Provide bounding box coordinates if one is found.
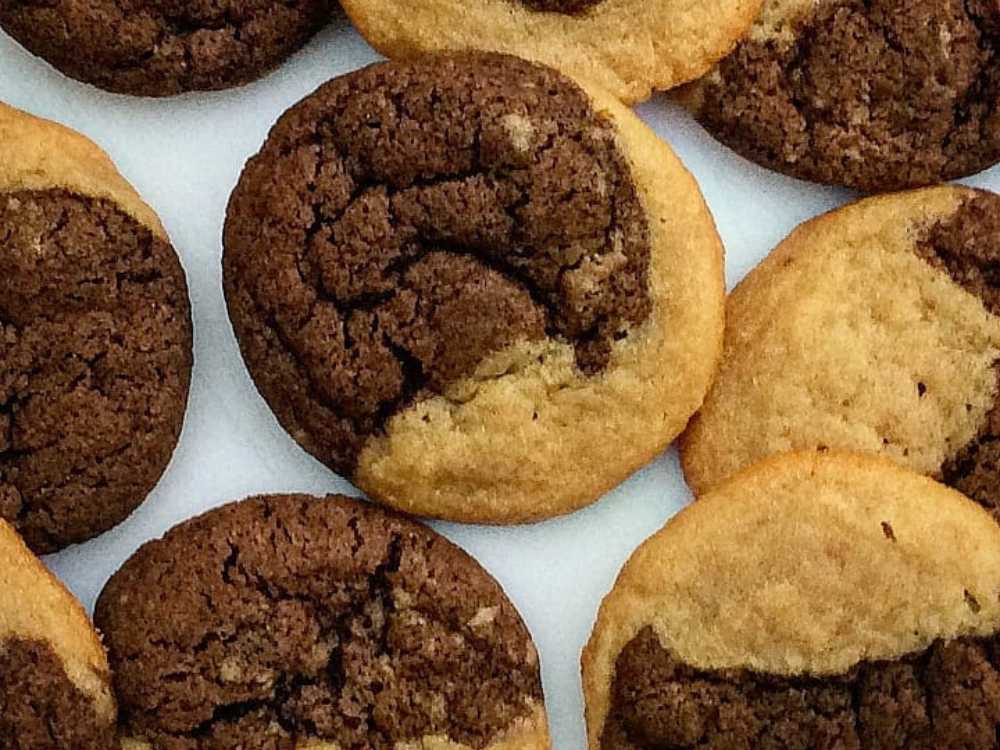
[583,451,1000,749]
[223,53,725,524]
[0,0,334,95]
[340,0,763,104]
[682,186,1000,513]
[96,494,549,750]
[679,0,1000,191]
[0,519,116,749]
[0,103,193,552]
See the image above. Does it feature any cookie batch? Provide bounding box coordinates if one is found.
[2,0,1000,747]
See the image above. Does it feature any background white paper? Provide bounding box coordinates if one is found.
[2,16,999,748]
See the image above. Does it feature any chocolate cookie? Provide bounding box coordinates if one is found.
[340,0,763,104]
[223,53,725,524]
[0,519,117,749]
[0,104,192,552]
[0,0,334,96]
[95,494,549,750]
[582,451,1000,749]
[679,0,1000,191]
[681,186,1000,516]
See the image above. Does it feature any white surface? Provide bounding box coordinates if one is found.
[2,16,999,749]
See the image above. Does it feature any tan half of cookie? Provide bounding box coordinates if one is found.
[682,187,1000,517]
[0,104,193,552]
[339,0,763,104]
[0,519,116,748]
[678,0,1000,191]
[224,54,725,525]
[97,494,549,750]
[582,451,1000,749]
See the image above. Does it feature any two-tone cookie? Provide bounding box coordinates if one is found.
[0,103,192,552]
[679,0,1000,191]
[0,0,334,96]
[0,519,116,749]
[95,493,549,750]
[340,0,763,104]
[223,53,725,524]
[682,186,1000,518]
[583,451,1000,749]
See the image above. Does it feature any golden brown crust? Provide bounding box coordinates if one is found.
[680,186,1000,494]
[354,80,725,523]
[340,0,763,103]
[0,102,165,237]
[0,519,115,722]
[582,451,1000,748]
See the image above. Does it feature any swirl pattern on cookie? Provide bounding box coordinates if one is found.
[96,494,549,750]
[224,53,724,523]
[583,452,1000,749]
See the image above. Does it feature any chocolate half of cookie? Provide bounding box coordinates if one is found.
[682,0,1000,191]
[95,494,548,750]
[0,518,117,750]
[681,187,1000,511]
[224,52,675,522]
[0,0,334,95]
[583,452,1000,749]
[0,188,192,552]
[0,637,116,750]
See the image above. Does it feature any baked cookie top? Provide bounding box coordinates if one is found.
[0,104,192,552]
[0,519,116,749]
[0,0,334,95]
[679,0,1000,191]
[582,451,1000,749]
[223,53,724,524]
[96,494,549,750]
[339,0,763,104]
[682,186,1000,511]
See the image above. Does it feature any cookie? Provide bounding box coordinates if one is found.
[678,0,1000,191]
[0,0,334,96]
[0,519,116,749]
[0,103,193,552]
[339,0,763,104]
[223,53,725,524]
[681,186,1000,515]
[95,494,549,750]
[582,451,1000,749]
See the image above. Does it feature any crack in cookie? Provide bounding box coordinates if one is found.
[0,190,192,552]
[95,495,545,750]
[223,53,652,478]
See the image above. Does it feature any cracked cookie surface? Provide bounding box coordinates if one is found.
[95,494,548,750]
[582,452,1000,749]
[0,189,192,552]
[225,52,727,523]
[682,0,1000,191]
[682,187,1000,507]
[0,0,334,96]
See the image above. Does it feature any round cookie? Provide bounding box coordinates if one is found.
[0,103,193,552]
[339,0,763,104]
[95,493,550,750]
[223,53,725,524]
[678,0,1000,191]
[0,519,117,749]
[582,451,1000,749]
[0,0,334,96]
[681,186,1000,516]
